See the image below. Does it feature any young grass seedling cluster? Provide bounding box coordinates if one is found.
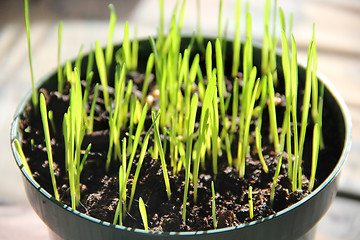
[20,0,326,231]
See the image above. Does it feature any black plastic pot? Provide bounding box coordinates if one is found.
[11,38,351,240]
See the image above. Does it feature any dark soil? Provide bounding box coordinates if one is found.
[18,60,342,232]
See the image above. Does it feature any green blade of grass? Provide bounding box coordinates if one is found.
[182,93,199,221]
[138,197,149,231]
[128,128,151,211]
[113,165,126,226]
[57,21,64,94]
[248,186,254,220]
[141,53,155,105]
[131,25,139,70]
[232,0,242,77]
[86,45,94,81]
[218,0,223,44]
[40,93,59,200]
[75,45,84,77]
[267,73,280,153]
[255,126,269,173]
[123,21,131,71]
[87,83,99,133]
[126,103,148,179]
[270,153,283,207]
[95,40,110,110]
[193,74,216,202]
[211,87,219,176]
[106,4,116,72]
[215,38,226,122]
[231,77,239,132]
[211,181,217,229]
[296,41,314,190]
[14,139,33,180]
[152,111,172,200]
[24,0,38,112]
[309,123,320,191]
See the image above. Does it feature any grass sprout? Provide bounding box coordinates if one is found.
[24,0,38,112]
[309,123,320,190]
[211,181,217,229]
[128,119,155,211]
[57,21,64,94]
[95,40,110,110]
[138,197,149,231]
[270,153,283,207]
[152,111,172,200]
[40,93,59,200]
[62,69,89,209]
[182,93,199,221]
[106,4,116,72]
[232,0,242,78]
[14,139,33,180]
[193,73,216,202]
[255,126,268,173]
[248,186,254,220]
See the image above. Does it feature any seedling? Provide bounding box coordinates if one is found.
[39,93,59,200]
[231,0,242,78]
[255,126,269,173]
[95,40,110,111]
[106,4,116,72]
[152,111,172,200]
[138,197,149,231]
[248,186,254,220]
[24,0,38,112]
[270,154,283,207]
[211,181,217,229]
[14,139,33,180]
[57,21,64,94]
[309,124,320,190]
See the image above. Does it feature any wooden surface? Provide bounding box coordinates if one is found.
[1,0,359,239]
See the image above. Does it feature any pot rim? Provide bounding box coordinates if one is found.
[10,39,352,237]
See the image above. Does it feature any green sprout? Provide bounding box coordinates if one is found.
[255,126,269,173]
[267,74,280,153]
[140,53,155,105]
[248,186,254,220]
[193,73,216,202]
[309,124,320,191]
[86,83,99,133]
[39,93,59,200]
[75,45,84,77]
[113,163,126,226]
[125,103,148,178]
[211,181,217,229]
[138,197,149,231]
[295,41,314,191]
[106,4,116,72]
[57,21,64,94]
[152,111,172,200]
[238,69,260,177]
[48,110,56,135]
[270,153,283,207]
[95,40,110,111]
[86,45,95,81]
[62,69,85,209]
[182,93,199,221]
[232,0,242,78]
[128,118,156,211]
[24,0,38,112]
[14,139,33,180]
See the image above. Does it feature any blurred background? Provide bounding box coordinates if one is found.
[0,0,359,239]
